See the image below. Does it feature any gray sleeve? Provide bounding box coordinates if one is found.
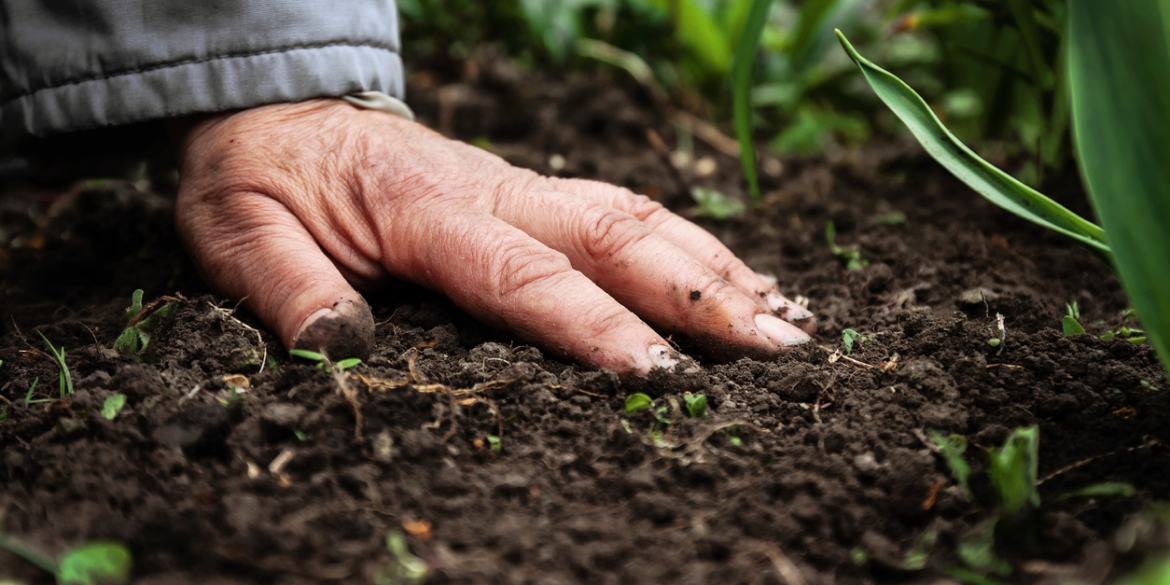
[0,1,403,141]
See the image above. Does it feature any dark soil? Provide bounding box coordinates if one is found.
[2,58,1169,585]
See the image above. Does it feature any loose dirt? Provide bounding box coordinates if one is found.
[2,58,1168,584]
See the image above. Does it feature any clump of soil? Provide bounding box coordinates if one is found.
[1,58,1168,584]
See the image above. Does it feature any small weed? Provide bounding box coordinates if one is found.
[691,187,745,220]
[1141,380,1161,391]
[826,221,868,270]
[486,435,502,452]
[101,394,127,421]
[873,211,908,225]
[926,426,1134,581]
[294,430,307,441]
[24,377,40,407]
[683,394,708,418]
[37,332,73,398]
[289,349,361,373]
[113,289,176,354]
[725,424,744,447]
[0,532,131,585]
[1062,302,1086,335]
[1101,310,1147,344]
[842,329,870,355]
[375,530,428,585]
[623,393,653,414]
[267,355,279,373]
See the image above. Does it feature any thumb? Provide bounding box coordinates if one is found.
[176,190,375,360]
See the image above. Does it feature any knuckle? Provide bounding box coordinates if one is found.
[579,206,650,262]
[490,238,575,298]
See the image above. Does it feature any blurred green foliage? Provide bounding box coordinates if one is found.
[398,0,1073,176]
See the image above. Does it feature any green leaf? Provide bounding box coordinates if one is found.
[633,0,732,74]
[690,187,745,219]
[956,518,1011,577]
[929,431,972,499]
[101,395,126,421]
[842,329,860,354]
[24,377,39,407]
[1068,0,1170,378]
[336,358,362,370]
[683,394,708,418]
[834,31,1112,261]
[1062,315,1086,335]
[1055,482,1135,503]
[731,0,772,205]
[623,393,654,414]
[289,349,326,362]
[987,426,1040,516]
[125,290,144,321]
[1119,554,1170,585]
[486,435,502,452]
[57,541,132,585]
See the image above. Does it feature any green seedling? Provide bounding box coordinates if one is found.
[375,530,428,585]
[288,349,361,373]
[1141,380,1161,391]
[1062,302,1086,335]
[623,393,654,414]
[113,289,176,355]
[826,221,868,270]
[690,187,745,220]
[486,435,502,452]
[725,424,744,447]
[266,355,279,373]
[294,430,307,441]
[37,332,73,398]
[873,211,908,226]
[927,426,1134,581]
[24,377,39,407]
[987,338,1001,348]
[683,394,708,418]
[841,328,870,355]
[101,394,126,421]
[0,533,131,585]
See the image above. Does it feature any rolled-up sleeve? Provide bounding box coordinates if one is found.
[0,0,403,141]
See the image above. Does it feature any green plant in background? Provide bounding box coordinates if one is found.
[623,392,654,414]
[0,533,132,585]
[37,332,73,399]
[375,530,428,585]
[841,328,870,354]
[836,0,1170,379]
[683,393,708,417]
[113,289,176,355]
[101,394,127,421]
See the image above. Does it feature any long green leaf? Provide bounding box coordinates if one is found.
[1068,0,1170,377]
[835,31,1111,260]
[632,0,732,74]
[732,0,772,205]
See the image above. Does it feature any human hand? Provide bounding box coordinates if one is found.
[173,99,814,375]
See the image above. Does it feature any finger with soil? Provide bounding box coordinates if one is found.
[489,189,810,358]
[176,190,375,360]
[548,177,815,334]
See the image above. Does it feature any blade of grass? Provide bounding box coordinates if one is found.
[1068,0,1170,377]
[834,30,1112,261]
[732,0,772,205]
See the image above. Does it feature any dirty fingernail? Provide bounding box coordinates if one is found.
[755,313,811,346]
[293,296,376,360]
[648,344,680,369]
[767,292,812,320]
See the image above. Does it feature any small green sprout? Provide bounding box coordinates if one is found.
[826,221,868,270]
[683,394,708,418]
[24,377,40,407]
[0,533,131,585]
[1141,380,1161,391]
[294,430,307,441]
[101,394,127,420]
[691,187,745,220]
[288,349,361,373]
[113,289,175,355]
[987,338,1001,348]
[623,393,653,414]
[486,435,502,452]
[375,530,428,585]
[873,211,908,225]
[1062,302,1086,335]
[267,355,280,373]
[725,424,744,447]
[37,332,73,398]
[620,419,633,434]
[841,329,870,355]
[929,431,972,500]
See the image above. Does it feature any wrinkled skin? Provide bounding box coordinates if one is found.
[174,99,814,375]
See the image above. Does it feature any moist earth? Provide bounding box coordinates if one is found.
[1,58,1168,584]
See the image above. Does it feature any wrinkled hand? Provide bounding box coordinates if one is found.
[174,99,814,374]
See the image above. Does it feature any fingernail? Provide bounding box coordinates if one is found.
[293,297,376,360]
[648,344,680,369]
[755,313,811,346]
[767,292,812,320]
